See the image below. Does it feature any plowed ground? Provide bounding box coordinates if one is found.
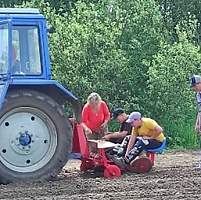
[0,151,201,200]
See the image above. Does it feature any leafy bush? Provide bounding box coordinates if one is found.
[148,31,201,148]
[20,0,201,148]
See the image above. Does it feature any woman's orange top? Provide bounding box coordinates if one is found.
[82,101,110,132]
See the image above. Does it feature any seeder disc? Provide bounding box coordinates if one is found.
[104,164,121,178]
[128,157,152,173]
[80,159,94,172]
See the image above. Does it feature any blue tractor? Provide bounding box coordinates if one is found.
[0,8,81,184]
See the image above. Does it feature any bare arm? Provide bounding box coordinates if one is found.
[81,105,92,134]
[100,101,111,129]
[151,125,163,138]
[103,131,128,140]
[81,123,92,134]
[143,125,163,139]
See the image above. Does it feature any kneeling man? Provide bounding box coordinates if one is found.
[112,112,165,169]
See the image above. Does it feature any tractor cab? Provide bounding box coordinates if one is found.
[0,8,49,78]
[10,24,41,76]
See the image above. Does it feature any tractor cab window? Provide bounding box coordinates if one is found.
[0,23,8,74]
[12,25,42,75]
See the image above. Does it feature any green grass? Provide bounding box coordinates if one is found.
[163,119,200,149]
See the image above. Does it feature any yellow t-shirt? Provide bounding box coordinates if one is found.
[132,118,165,142]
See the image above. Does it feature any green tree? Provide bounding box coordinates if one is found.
[21,0,165,112]
[111,0,165,113]
[148,30,201,147]
[157,0,201,45]
[49,1,128,108]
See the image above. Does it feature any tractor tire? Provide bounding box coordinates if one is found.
[0,89,72,184]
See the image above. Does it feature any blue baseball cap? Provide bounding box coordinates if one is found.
[191,75,201,87]
[111,108,125,119]
[126,112,141,123]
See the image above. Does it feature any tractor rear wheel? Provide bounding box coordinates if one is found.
[0,89,72,184]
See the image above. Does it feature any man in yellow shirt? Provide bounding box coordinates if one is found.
[112,112,165,169]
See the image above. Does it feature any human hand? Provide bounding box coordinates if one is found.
[85,127,92,134]
[100,121,107,129]
[93,127,101,134]
[124,154,129,163]
[102,134,111,141]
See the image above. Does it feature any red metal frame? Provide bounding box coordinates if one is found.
[71,120,121,178]
[146,152,155,166]
[71,121,89,158]
[71,120,162,176]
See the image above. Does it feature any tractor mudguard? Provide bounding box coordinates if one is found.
[9,79,82,122]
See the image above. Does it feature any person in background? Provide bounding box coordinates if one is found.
[81,92,110,152]
[112,112,165,169]
[190,74,201,168]
[191,75,201,133]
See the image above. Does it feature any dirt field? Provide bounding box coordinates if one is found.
[0,150,201,200]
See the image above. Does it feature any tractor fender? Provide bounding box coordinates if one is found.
[8,79,82,122]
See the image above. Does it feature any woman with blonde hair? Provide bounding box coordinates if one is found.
[82,92,110,144]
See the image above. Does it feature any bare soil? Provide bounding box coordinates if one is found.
[0,150,201,200]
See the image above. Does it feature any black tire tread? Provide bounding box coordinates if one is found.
[0,89,72,184]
